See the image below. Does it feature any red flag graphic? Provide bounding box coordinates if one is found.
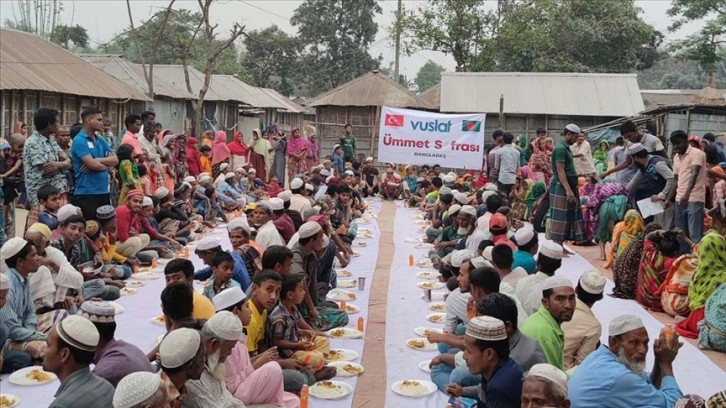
[384,114,405,128]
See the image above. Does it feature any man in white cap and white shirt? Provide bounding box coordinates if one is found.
[561,270,606,370]
[44,315,115,408]
[251,202,285,251]
[159,328,206,406]
[217,172,246,210]
[113,371,167,408]
[570,131,596,177]
[458,205,487,254]
[520,276,575,370]
[568,314,683,408]
[514,240,564,315]
[521,363,570,408]
[0,271,34,374]
[269,197,295,243]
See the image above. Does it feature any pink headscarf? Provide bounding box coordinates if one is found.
[286,128,309,156]
[212,130,231,165]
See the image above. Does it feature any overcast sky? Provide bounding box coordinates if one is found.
[1,0,706,78]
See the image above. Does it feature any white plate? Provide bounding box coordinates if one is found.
[358,227,372,233]
[415,242,435,249]
[419,292,446,301]
[324,348,359,362]
[356,234,372,239]
[120,287,137,296]
[406,338,437,351]
[108,301,125,315]
[354,242,367,247]
[327,327,363,339]
[132,272,159,280]
[337,279,357,289]
[328,361,364,377]
[416,270,441,280]
[414,327,443,337]
[428,302,446,312]
[404,237,424,243]
[341,303,360,314]
[418,360,432,373]
[337,269,353,277]
[391,379,438,397]
[351,251,361,257]
[0,394,19,407]
[126,280,145,287]
[309,380,353,400]
[151,315,166,326]
[417,281,444,290]
[414,220,429,225]
[8,367,57,385]
[416,260,432,268]
[426,313,446,324]
[326,289,357,302]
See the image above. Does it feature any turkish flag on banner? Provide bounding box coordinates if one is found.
[384,114,405,128]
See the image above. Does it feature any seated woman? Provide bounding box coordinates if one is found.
[612,223,661,300]
[699,284,726,352]
[510,178,533,222]
[636,229,682,311]
[603,210,644,269]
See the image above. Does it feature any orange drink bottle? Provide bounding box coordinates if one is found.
[408,254,414,266]
[184,247,190,258]
[151,258,157,268]
[662,325,675,343]
[300,385,309,408]
[340,300,347,310]
[357,316,364,332]
[132,263,139,274]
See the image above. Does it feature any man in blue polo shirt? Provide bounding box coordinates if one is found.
[70,108,118,220]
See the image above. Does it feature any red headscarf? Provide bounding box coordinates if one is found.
[286,128,309,156]
[212,131,231,165]
[228,131,248,156]
[688,135,703,150]
[186,137,202,176]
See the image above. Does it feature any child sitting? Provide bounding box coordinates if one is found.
[266,174,283,198]
[203,251,240,299]
[200,145,213,174]
[138,164,153,196]
[269,274,329,371]
[85,220,132,280]
[37,185,62,231]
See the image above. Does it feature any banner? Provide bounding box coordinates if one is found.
[377,106,486,169]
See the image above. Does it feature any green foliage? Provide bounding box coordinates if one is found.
[291,0,383,96]
[242,25,299,96]
[49,24,89,49]
[667,1,725,80]
[414,60,445,92]
[637,55,726,89]
[379,63,411,88]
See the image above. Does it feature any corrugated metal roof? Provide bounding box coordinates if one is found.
[153,65,230,101]
[440,72,644,116]
[80,55,194,100]
[0,29,145,100]
[259,88,305,113]
[419,84,441,109]
[307,70,433,109]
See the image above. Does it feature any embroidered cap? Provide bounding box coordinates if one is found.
[579,270,606,295]
[205,310,244,341]
[525,364,568,397]
[96,205,116,220]
[466,316,507,341]
[159,328,201,369]
[56,315,99,352]
[541,276,573,291]
[538,240,563,260]
[213,286,247,312]
[78,300,116,323]
[113,372,163,408]
[609,314,645,337]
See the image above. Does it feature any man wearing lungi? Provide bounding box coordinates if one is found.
[548,124,586,251]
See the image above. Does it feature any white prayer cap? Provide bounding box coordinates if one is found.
[182,182,192,189]
[248,168,257,174]
[1,237,30,260]
[199,175,213,184]
[299,221,322,239]
[321,234,330,249]
[305,183,314,191]
[78,300,116,323]
[525,364,568,397]
[113,371,162,408]
[269,197,284,211]
[538,240,563,260]
[483,246,494,262]
[627,142,646,155]
[565,123,581,134]
[579,270,606,295]
[56,315,99,352]
[199,172,211,178]
[448,204,462,216]
[481,190,497,202]
[344,170,355,176]
[609,314,645,337]
[470,256,492,269]
[154,187,170,199]
[142,196,153,207]
[541,276,573,291]
[205,311,244,341]
[365,157,373,162]
[159,328,201,369]
[213,287,247,312]
[319,169,331,177]
[333,144,341,150]
[443,174,456,183]
[220,163,229,171]
[439,186,452,195]
[227,218,251,236]
[197,236,222,251]
[484,183,498,192]
[454,192,469,205]
[466,316,507,341]
[451,249,474,268]
[514,227,535,246]
[278,190,293,202]
[235,167,245,173]
[447,171,457,178]
[225,172,236,179]
[459,205,477,217]
[0,273,9,290]
[58,204,81,223]
[184,176,196,183]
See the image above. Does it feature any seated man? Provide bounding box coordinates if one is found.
[139,196,181,258]
[158,328,206,406]
[381,163,403,200]
[193,236,252,291]
[521,364,571,408]
[43,315,115,408]
[0,272,33,373]
[78,301,152,387]
[113,372,168,408]
[164,258,215,321]
[114,189,152,258]
[252,202,285,251]
[568,314,683,407]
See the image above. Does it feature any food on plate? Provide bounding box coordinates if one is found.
[402,380,420,387]
[27,369,53,382]
[428,314,443,323]
[338,270,353,277]
[343,364,363,374]
[430,304,445,312]
[330,329,346,338]
[126,280,144,287]
[347,293,356,299]
[419,282,434,289]
[345,305,358,313]
[324,350,342,361]
[0,395,18,408]
[407,339,425,349]
[154,315,165,324]
[120,287,137,295]
[318,381,339,389]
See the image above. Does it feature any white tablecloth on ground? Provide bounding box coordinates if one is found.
[0,203,383,407]
[385,206,725,407]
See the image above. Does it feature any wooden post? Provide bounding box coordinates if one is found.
[371,106,380,156]
[499,94,504,129]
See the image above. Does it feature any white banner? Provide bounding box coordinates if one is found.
[377,106,486,169]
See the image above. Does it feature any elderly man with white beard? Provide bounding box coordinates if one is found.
[568,314,683,407]
[456,205,486,254]
[185,311,279,408]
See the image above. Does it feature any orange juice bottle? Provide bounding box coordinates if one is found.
[340,300,347,311]
[184,247,190,258]
[408,254,414,266]
[357,316,364,332]
[151,258,157,268]
[662,325,674,343]
[300,385,309,408]
[132,263,139,274]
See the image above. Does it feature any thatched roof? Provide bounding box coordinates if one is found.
[692,86,726,106]
[419,84,441,109]
[307,70,433,109]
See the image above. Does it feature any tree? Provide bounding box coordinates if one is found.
[637,55,726,89]
[291,0,382,96]
[414,60,445,92]
[241,25,299,96]
[49,24,89,49]
[3,0,63,37]
[668,0,726,86]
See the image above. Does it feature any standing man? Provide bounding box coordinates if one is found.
[139,111,164,188]
[548,124,586,249]
[340,124,356,163]
[599,120,667,183]
[561,270,605,370]
[120,114,143,158]
[625,143,674,226]
[494,132,521,198]
[571,133,596,178]
[71,108,118,221]
[667,130,707,246]
[23,108,71,231]
[487,130,504,182]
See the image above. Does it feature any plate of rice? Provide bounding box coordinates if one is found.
[328,361,364,377]
[391,379,437,397]
[337,279,357,288]
[406,338,437,351]
[323,349,359,362]
[309,381,353,399]
[326,328,363,339]
[426,313,446,324]
[326,289,356,302]
[8,367,57,385]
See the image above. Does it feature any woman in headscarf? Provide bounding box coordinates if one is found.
[511,178,533,221]
[306,132,320,170]
[515,133,530,166]
[271,131,287,185]
[603,209,644,269]
[594,140,609,173]
[676,200,726,338]
[13,121,27,137]
[612,222,662,299]
[584,181,629,243]
[160,133,177,192]
[186,137,202,177]
[174,133,187,182]
[285,128,309,182]
[211,130,231,179]
[247,129,270,181]
[202,130,214,148]
[637,228,681,311]
[525,181,546,220]
[528,136,552,185]
[227,131,248,170]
